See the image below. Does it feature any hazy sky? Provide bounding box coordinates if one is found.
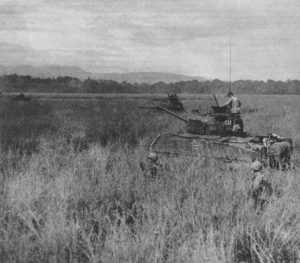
[0,0,299,80]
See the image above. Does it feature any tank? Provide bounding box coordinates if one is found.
[147,104,293,169]
[150,93,185,112]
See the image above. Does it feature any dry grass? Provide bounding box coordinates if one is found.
[0,95,299,263]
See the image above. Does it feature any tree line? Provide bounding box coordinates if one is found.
[0,74,299,94]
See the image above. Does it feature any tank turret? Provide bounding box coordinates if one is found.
[157,105,243,136]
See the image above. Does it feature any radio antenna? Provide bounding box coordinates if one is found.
[229,33,232,92]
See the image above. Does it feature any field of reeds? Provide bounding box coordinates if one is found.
[0,94,299,263]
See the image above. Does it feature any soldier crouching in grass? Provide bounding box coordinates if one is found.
[249,160,273,211]
[140,152,163,179]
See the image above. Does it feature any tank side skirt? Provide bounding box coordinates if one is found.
[149,133,261,162]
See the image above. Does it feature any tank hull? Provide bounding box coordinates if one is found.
[150,133,268,163]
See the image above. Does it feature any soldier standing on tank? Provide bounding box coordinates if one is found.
[140,152,162,179]
[221,92,243,134]
[250,160,273,211]
[221,91,241,114]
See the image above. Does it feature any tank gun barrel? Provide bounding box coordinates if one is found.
[157,106,188,122]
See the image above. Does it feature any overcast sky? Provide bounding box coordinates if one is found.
[0,0,299,80]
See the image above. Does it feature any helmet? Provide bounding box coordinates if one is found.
[226,91,233,97]
[147,152,158,162]
[251,160,262,171]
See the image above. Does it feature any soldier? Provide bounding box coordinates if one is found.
[140,152,162,179]
[232,117,244,134]
[263,133,293,169]
[250,160,273,211]
[221,91,241,114]
[263,133,284,147]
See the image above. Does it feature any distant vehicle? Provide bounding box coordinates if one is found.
[11,93,32,101]
[140,93,185,112]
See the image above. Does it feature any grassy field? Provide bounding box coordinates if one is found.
[0,94,299,262]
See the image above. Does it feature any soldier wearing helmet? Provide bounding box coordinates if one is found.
[147,152,158,163]
[251,160,262,172]
[140,152,162,178]
[262,133,292,169]
[250,160,273,211]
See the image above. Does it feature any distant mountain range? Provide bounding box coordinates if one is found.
[96,72,207,84]
[0,65,207,84]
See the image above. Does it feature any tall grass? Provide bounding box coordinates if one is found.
[0,100,59,154]
[0,95,299,262]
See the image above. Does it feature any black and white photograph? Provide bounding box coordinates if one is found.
[0,0,299,262]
